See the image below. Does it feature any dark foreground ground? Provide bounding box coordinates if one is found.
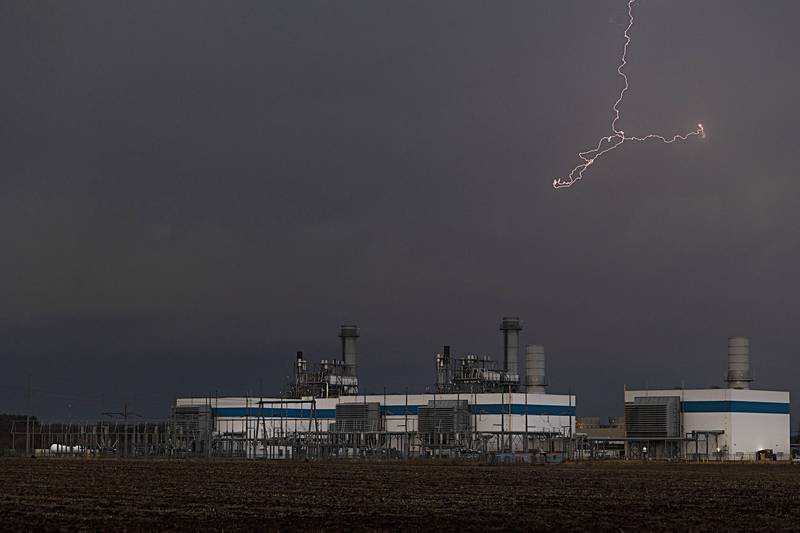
[2,459,800,531]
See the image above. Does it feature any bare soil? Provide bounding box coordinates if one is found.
[1,459,800,531]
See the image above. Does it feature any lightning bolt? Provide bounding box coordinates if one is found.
[553,0,705,189]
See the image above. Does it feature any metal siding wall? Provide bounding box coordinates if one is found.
[729,412,791,460]
[201,392,578,439]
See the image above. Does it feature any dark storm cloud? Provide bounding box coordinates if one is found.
[1,1,799,420]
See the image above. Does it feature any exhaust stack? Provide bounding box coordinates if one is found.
[500,317,522,375]
[725,336,751,389]
[526,344,547,394]
[435,345,451,392]
[339,325,360,378]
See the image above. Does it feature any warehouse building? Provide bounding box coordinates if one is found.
[625,337,790,460]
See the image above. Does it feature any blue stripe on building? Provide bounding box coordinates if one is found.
[212,408,337,418]
[681,401,790,414]
[212,404,576,419]
[469,404,575,416]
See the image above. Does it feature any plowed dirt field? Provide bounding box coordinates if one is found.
[2,459,800,531]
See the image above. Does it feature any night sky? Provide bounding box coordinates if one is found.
[2,1,798,422]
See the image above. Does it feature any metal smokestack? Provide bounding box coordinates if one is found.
[526,344,547,394]
[435,345,451,393]
[339,325,360,378]
[500,317,522,375]
[725,336,751,389]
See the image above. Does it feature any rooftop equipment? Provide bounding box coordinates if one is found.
[287,328,360,398]
[433,318,524,393]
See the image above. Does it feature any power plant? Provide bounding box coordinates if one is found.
[623,336,790,460]
[433,318,528,394]
[169,323,790,462]
[175,317,576,460]
[8,323,791,462]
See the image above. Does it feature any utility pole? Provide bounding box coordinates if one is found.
[25,374,31,457]
[103,402,142,457]
[500,388,504,452]
[524,388,528,454]
[404,388,408,459]
[507,384,512,454]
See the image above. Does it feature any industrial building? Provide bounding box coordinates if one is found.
[625,337,790,460]
[175,318,576,459]
[173,326,789,462]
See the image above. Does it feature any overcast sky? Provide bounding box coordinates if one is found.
[1,0,798,422]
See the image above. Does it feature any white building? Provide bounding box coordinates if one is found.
[175,391,576,457]
[624,387,790,460]
[173,318,577,458]
[624,337,790,461]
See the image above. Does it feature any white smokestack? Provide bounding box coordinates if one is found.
[725,336,751,389]
[526,344,546,394]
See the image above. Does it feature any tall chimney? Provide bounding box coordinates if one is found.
[526,344,547,394]
[435,345,451,392]
[500,317,522,375]
[339,325,360,378]
[725,336,751,389]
